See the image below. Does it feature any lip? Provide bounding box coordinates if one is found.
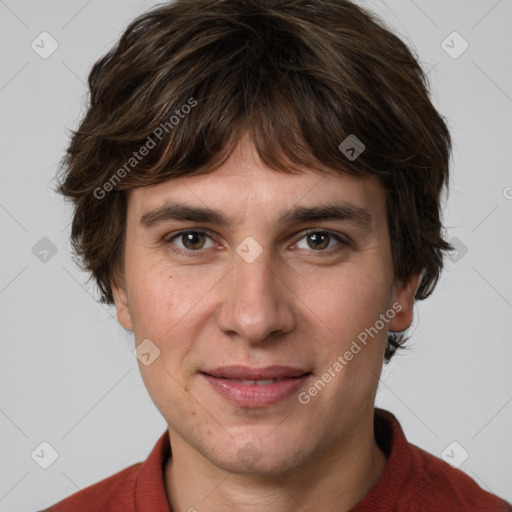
[202,365,312,407]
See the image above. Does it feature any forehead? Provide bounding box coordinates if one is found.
[126,140,386,222]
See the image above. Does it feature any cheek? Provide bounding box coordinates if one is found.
[131,281,169,329]
[127,263,221,352]
[125,261,176,339]
[125,253,173,316]
[304,265,392,339]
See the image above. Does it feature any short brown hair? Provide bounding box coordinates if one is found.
[56,0,452,360]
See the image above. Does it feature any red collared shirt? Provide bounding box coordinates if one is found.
[41,409,511,512]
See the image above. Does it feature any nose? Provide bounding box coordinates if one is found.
[217,245,296,344]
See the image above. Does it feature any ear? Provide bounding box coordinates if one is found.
[388,273,421,332]
[111,279,134,331]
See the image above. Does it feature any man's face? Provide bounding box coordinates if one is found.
[113,139,417,475]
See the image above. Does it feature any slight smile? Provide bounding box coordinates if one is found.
[201,365,313,407]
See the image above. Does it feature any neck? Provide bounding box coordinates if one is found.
[165,410,387,512]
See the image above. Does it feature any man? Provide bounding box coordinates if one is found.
[45,0,511,510]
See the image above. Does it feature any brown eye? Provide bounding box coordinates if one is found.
[294,231,349,252]
[306,232,330,250]
[168,230,215,252]
[181,232,206,250]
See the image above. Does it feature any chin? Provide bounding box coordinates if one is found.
[206,436,309,477]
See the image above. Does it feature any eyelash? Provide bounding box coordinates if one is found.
[165,228,350,257]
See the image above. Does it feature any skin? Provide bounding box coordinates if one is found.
[113,137,419,512]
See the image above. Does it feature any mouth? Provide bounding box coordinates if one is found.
[201,365,312,407]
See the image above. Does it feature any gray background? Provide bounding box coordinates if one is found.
[1,0,511,510]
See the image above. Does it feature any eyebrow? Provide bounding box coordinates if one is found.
[139,201,373,229]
